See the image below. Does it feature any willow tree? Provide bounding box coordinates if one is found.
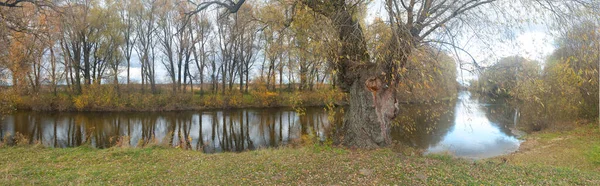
[295,0,511,148]
[186,0,498,148]
[189,0,594,148]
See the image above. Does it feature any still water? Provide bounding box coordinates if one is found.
[0,91,521,158]
[422,91,521,159]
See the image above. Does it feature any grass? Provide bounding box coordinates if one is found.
[1,123,599,184]
[589,145,600,165]
[1,143,599,185]
[499,123,600,172]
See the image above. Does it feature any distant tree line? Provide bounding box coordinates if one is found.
[0,0,342,95]
[473,21,599,131]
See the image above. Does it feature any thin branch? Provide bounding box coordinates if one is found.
[419,0,497,40]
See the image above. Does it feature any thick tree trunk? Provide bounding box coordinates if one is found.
[303,0,401,148]
[335,67,398,148]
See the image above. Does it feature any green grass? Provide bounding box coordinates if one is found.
[2,124,600,184]
[500,123,600,172]
[588,145,600,165]
[1,144,599,185]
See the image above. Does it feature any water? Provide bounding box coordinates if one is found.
[424,92,521,159]
[0,91,521,158]
[0,108,333,153]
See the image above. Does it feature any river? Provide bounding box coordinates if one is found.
[0,91,521,158]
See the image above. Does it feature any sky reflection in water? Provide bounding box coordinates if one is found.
[426,92,521,159]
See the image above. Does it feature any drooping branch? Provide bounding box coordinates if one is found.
[187,0,246,15]
[424,39,481,72]
[418,0,497,41]
[0,0,34,7]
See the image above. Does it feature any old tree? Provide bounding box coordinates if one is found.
[296,0,500,148]
[188,0,596,148]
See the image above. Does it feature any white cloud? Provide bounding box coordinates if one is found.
[118,65,169,84]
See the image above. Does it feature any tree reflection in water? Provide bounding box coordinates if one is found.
[0,108,333,152]
[0,98,517,158]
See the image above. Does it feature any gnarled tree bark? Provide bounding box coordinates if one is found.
[302,0,403,148]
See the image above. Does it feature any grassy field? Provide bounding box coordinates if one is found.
[1,125,599,185]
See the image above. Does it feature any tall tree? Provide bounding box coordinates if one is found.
[133,0,158,93]
[190,13,212,94]
[117,0,137,85]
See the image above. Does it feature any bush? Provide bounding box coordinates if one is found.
[250,89,278,107]
[511,60,585,131]
[0,90,18,116]
[73,84,121,111]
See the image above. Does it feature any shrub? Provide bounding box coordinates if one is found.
[0,90,18,116]
[73,84,120,111]
[202,93,225,108]
[225,91,243,108]
[250,90,278,107]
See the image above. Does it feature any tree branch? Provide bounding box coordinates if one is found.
[0,0,34,7]
[187,0,245,15]
[419,0,496,41]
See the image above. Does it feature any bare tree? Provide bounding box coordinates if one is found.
[190,13,211,94]
[133,0,158,93]
[117,0,137,86]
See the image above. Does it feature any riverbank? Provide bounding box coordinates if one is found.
[0,83,461,113]
[0,86,346,112]
[1,124,599,184]
[499,122,600,172]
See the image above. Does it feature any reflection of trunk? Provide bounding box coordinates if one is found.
[299,112,307,136]
[238,111,244,151]
[228,116,234,151]
[115,117,121,146]
[127,119,131,137]
[221,114,226,150]
[141,117,156,146]
[67,119,72,146]
[75,120,82,146]
[279,111,283,143]
[288,112,292,141]
[170,118,177,147]
[245,110,253,149]
[269,114,276,146]
[197,114,204,151]
[186,118,192,149]
[181,118,191,149]
[211,113,216,150]
[31,117,42,145]
[316,112,321,140]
